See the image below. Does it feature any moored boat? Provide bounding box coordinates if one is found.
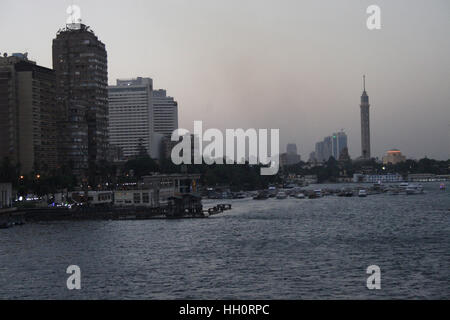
[253,191,269,200]
[406,184,424,195]
[276,191,288,200]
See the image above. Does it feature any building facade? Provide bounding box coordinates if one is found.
[382,149,406,165]
[0,54,58,174]
[108,77,154,158]
[284,143,301,166]
[332,131,348,159]
[315,141,324,162]
[353,173,403,183]
[360,75,371,159]
[152,89,178,137]
[314,130,348,163]
[323,136,332,161]
[53,23,108,177]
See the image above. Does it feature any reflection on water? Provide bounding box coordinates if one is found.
[0,183,449,299]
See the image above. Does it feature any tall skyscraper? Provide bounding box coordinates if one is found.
[0,54,58,175]
[360,75,371,159]
[332,131,348,159]
[315,141,325,162]
[52,23,108,177]
[108,78,154,158]
[314,130,348,162]
[323,136,332,161]
[152,89,178,137]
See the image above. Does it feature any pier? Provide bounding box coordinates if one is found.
[0,200,232,225]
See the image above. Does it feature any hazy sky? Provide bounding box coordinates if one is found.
[1,0,449,160]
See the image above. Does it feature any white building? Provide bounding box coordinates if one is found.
[108,78,154,158]
[382,149,406,165]
[353,173,403,183]
[152,89,178,137]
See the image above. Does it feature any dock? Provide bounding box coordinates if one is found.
[0,202,232,226]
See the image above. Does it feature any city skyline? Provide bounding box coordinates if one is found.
[1,0,449,160]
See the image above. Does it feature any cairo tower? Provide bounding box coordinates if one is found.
[360,75,371,159]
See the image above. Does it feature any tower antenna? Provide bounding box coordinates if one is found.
[363,75,366,91]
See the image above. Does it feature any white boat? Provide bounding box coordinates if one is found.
[358,189,367,197]
[406,184,424,195]
[314,189,322,198]
[276,191,288,199]
[293,193,305,199]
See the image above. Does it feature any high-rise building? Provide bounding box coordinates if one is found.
[360,75,371,159]
[331,131,348,159]
[0,54,58,175]
[284,143,301,165]
[108,77,154,158]
[52,23,108,177]
[323,136,332,161]
[286,143,298,155]
[315,130,348,163]
[315,141,325,162]
[152,89,178,137]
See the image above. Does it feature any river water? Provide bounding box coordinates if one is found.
[0,182,449,299]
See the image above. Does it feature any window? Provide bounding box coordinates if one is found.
[133,193,141,204]
[142,193,149,203]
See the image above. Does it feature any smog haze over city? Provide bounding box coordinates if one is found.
[1,0,449,160]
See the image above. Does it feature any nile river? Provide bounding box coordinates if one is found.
[0,182,449,299]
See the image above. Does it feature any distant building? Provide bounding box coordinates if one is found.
[332,131,348,159]
[152,89,178,138]
[315,142,324,162]
[360,75,371,159]
[161,136,178,160]
[353,173,403,183]
[308,151,317,163]
[151,132,165,160]
[53,23,109,176]
[382,149,406,165]
[286,143,298,155]
[284,143,301,165]
[108,77,154,159]
[315,131,346,163]
[0,54,58,174]
[323,136,333,161]
[106,145,124,163]
[408,174,450,182]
